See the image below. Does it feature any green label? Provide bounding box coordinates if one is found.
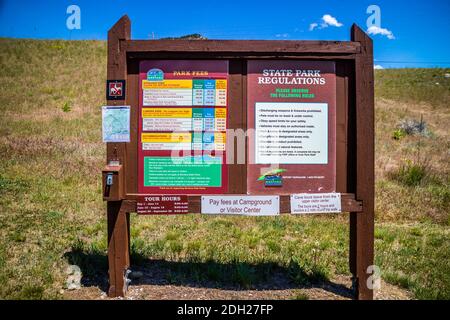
[192,108,204,118]
[192,79,205,89]
[144,156,222,187]
[192,132,203,143]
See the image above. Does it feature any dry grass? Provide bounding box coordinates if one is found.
[375,99,449,224]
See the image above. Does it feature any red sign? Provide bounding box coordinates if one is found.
[106,80,125,100]
[109,82,122,96]
[246,60,337,194]
[136,195,189,215]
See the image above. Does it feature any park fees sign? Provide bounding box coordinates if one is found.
[103,15,374,300]
[138,60,228,194]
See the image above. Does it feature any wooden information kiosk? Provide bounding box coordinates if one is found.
[103,15,374,300]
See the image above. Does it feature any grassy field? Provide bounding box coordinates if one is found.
[0,38,449,300]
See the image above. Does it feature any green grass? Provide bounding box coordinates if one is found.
[0,38,449,300]
[389,160,428,187]
[375,68,450,109]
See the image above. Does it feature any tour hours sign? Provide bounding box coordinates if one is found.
[104,16,375,300]
[247,61,336,194]
[138,60,228,194]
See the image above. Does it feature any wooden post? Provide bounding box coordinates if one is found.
[349,24,375,300]
[107,201,131,297]
[106,15,131,298]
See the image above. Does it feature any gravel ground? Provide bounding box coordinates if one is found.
[64,272,412,300]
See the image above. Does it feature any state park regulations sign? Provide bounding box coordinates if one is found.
[247,60,337,194]
[138,60,228,194]
[136,59,337,196]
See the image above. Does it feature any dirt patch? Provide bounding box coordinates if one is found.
[63,274,412,300]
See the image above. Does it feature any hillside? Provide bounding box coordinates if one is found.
[0,38,448,300]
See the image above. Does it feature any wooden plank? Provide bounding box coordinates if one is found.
[242,62,248,193]
[106,201,119,297]
[121,200,135,268]
[106,15,131,298]
[126,193,362,213]
[347,56,357,278]
[350,24,375,300]
[127,52,358,61]
[226,60,246,194]
[106,16,131,167]
[107,201,129,297]
[124,40,361,54]
[335,62,349,192]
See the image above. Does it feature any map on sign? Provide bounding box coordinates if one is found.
[138,60,229,194]
[102,106,130,142]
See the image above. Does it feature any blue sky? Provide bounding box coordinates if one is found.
[1,0,449,68]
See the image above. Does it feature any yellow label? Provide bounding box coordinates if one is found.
[142,133,191,143]
[214,132,226,143]
[215,79,227,90]
[215,108,226,118]
[142,108,192,118]
[142,80,192,89]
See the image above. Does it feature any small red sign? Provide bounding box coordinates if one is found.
[137,195,189,215]
[106,80,126,100]
[109,82,122,96]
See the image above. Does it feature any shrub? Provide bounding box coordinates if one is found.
[397,118,429,137]
[389,160,428,187]
[62,101,71,112]
[392,128,407,140]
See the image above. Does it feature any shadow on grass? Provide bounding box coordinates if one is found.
[64,247,354,299]
[64,248,110,293]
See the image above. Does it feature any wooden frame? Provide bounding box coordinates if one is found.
[105,15,374,300]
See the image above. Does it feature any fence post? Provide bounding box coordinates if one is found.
[106,15,131,298]
[350,24,375,300]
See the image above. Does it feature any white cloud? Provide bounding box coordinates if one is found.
[309,14,343,31]
[367,26,395,40]
[275,33,289,38]
[309,23,318,31]
[322,14,343,28]
[374,65,384,70]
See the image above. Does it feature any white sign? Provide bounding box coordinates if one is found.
[255,102,328,164]
[143,118,193,131]
[143,89,192,106]
[290,193,341,214]
[202,196,280,216]
[102,106,130,143]
[142,142,192,151]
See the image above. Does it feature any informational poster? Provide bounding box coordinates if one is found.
[138,60,228,194]
[201,196,280,216]
[247,60,336,194]
[137,195,189,215]
[102,106,130,143]
[290,193,341,214]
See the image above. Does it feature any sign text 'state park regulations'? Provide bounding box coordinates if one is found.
[247,60,336,194]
